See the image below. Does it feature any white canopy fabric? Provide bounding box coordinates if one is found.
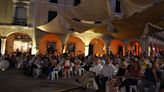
[63,16,108,32]
[111,0,164,39]
[61,0,114,32]
[37,15,67,34]
[111,21,164,40]
[121,0,153,17]
[130,0,153,6]
[143,21,164,36]
[37,0,164,39]
[152,20,164,29]
[37,0,113,33]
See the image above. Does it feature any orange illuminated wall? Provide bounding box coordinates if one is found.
[39,34,62,54]
[90,38,105,56]
[66,36,85,56]
[110,39,124,55]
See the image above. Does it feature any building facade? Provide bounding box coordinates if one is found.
[0,0,163,57]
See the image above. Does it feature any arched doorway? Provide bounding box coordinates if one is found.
[110,39,125,56]
[6,32,32,54]
[66,36,85,56]
[89,38,105,56]
[39,34,62,54]
[128,40,142,56]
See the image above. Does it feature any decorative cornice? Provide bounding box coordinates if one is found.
[0,23,33,27]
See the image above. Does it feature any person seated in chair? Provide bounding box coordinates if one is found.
[75,58,103,85]
[139,61,161,92]
[123,60,141,92]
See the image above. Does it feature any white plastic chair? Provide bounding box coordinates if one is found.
[51,70,59,80]
[79,68,85,76]
[69,66,73,77]
[129,85,137,92]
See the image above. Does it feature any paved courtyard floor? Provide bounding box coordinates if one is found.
[0,69,95,92]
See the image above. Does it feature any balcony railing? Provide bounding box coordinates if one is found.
[150,33,164,41]
[12,18,27,26]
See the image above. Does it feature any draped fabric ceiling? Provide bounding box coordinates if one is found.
[121,0,153,17]
[147,20,164,34]
[37,15,67,34]
[61,0,113,32]
[111,0,164,39]
[37,0,164,39]
[37,0,113,34]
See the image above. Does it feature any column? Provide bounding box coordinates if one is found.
[31,1,37,55]
[85,45,89,56]
[1,38,7,55]
[31,28,37,55]
[107,43,111,55]
[62,44,66,53]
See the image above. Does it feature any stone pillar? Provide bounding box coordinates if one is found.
[31,29,37,55]
[31,1,37,55]
[1,38,7,55]
[85,45,89,56]
[62,44,66,53]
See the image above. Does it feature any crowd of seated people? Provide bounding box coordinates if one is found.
[2,51,87,79]
[1,51,164,92]
[75,54,164,92]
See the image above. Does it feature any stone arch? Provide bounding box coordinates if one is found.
[39,34,62,54]
[128,40,142,56]
[65,36,85,56]
[6,32,32,54]
[89,38,106,56]
[110,39,125,56]
[7,31,32,38]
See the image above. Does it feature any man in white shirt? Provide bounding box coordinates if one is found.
[96,58,114,91]
[90,59,103,76]
[76,59,103,84]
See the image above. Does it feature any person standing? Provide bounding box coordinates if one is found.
[98,58,114,91]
